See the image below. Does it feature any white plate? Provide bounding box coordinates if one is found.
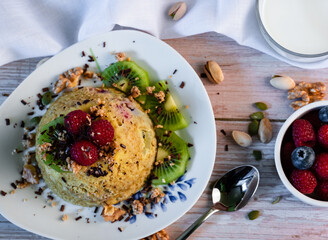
[0,30,216,240]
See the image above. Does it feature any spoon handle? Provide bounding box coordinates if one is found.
[176,207,219,240]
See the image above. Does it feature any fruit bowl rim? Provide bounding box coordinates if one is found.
[275,100,328,207]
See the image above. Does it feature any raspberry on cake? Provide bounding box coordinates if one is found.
[318,125,328,149]
[88,119,114,146]
[292,119,316,148]
[64,110,91,135]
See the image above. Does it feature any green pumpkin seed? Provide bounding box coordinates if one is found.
[250,111,264,120]
[248,120,259,136]
[252,150,262,161]
[254,102,268,111]
[272,196,281,204]
[41,92,52,106]
[248,210,260,220]
[30,116,42,126]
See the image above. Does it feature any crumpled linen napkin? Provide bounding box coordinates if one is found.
[0,0,327,69]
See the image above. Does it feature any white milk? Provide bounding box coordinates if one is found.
[259,0,328,55]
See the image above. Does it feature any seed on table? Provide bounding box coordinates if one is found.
[248,210,260,220]
[254,102,268,111]
[248,120,259,136]
[250,112,264,120]
[252,150,262,161]
[41,92,52,106]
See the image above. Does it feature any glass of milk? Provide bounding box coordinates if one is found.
[256,0,328,62]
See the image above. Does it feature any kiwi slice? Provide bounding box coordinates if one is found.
[102,61,149,102]
[142,80,188,131]
[152,129,190,185]
[37,116,65,144]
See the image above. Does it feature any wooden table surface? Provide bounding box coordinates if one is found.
[1,32,328,240]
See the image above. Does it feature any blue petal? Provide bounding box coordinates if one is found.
[184,178,196,188]
[129,215,137,224]
[169,195,178,203]
[177,183,188,191]
[176,174,186,182]
[160,202,167,212]
[178,192,187,202]
[163,190,172,195]
[145,213,154,219]
[132,191,142,200]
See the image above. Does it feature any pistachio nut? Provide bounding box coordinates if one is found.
[270,75,296,90]
[258,118,272,143]
[204,60,224,84]
[232,130,252,147]
[168,2,187,21]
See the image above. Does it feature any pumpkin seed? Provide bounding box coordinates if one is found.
[41,92,52,106]
[254,102,268,111]
[252,150,262,161]
[232,130,252,147]
[258,118,273,143]
[248,210,260,220]
[272,196,281,204]
[248,120,259,136]
[250,112,264,120]
[30,116,42,126]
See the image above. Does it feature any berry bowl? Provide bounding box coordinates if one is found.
[275,100,328,207]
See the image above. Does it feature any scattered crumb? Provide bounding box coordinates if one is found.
[61,214,68,221]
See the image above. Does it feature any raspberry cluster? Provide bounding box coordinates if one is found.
[64,110,114,166]
[282,107,328,200]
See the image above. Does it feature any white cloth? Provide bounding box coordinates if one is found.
[0,0,327,69]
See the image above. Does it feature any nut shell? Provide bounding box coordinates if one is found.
[168,2,187,21]
[258,118,273,143]
[232,130,252,147]
[204,60,224,84]
[270,75,295,90]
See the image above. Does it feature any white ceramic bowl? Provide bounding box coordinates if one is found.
[275,100,328,207]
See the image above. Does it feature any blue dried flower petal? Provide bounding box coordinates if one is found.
[176,174,186,182]
[160,202,167,212]
[178,192,187,202]
[145,213,154,219]
[169,195,178,203]
[177,183,188,191]
[168,184,175,191]
[163,190,172,195]
[184,178,196,187]
[129,215,137,224]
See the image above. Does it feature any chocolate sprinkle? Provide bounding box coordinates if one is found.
[35,187,44,195]
[20,121,25,128]
[61,177,67,183]
[83,99,90,104]
[10,183,17,189]
[187,143,194,147]
[75,216,82,221]
[220,129,227,136]
[94,207,99,214]
[27,112,34,116]
[5,118,10,126]
[118,227,123,232]
[88,55,95,62]
[103,42,106,47]
[1,190,7,196]
[173,69,177,75]
[42,87,49,92]
[179,81,185,88]
[200,73,207,78]
[81,51,86,57]
[60,205,65,212]
[47,195,54,200]
[2,93,10,97]
[21,100,27,105]
[120,144,126,149]
[224,145,229,151]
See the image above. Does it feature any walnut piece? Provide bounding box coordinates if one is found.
[22,164,39,184]
[154,91,165,103]
[54,67,83,94]
[101,205,126,223]
[141,229,170,240]
[132,200,144,215]
[288,81,326,110]
[130,86,141,98]
[115,52,126,62]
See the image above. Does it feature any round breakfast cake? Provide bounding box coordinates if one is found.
[35,87,157,207]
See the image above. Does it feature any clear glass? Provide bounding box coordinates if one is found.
[256,0,328,63]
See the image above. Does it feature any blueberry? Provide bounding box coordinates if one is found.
[319,106,328,122]
[291,146,315,170]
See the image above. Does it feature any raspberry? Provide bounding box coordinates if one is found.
[64,110,91,135]
[317,181,328,200]
[313,153,328,180]
[302,109,323,130]
[292,119,316,148]
[88,119,114,146]
[70,140,98,166]
[318,125,328,149]
[290,169,317,194]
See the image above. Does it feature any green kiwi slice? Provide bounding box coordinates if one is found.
[152,129,190,185]
[142,80,188,131]
[102,61,149,102]
[37,116,65,144]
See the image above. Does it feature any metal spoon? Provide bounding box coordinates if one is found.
[176,165,260,240]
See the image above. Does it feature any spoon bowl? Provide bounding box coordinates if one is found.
[176,165,260,240]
